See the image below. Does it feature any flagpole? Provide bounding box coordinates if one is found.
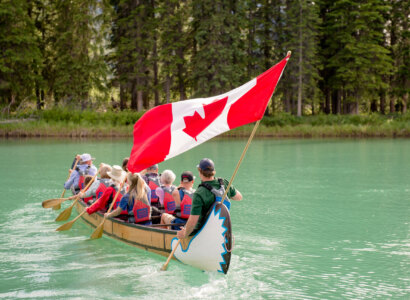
[221,51,291,200]
[221,119,260,201]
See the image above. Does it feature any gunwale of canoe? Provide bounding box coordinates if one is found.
[74,200,180,258]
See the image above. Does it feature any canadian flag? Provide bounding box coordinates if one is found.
[128,53,290,173]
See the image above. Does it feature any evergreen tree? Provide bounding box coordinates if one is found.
[190,0,246,97]
[324,0,392,114]
[157,0,190,103]
[282,0,321,116]
[0,0,42,113]
[52,0,109,108]
[386,0,409,113]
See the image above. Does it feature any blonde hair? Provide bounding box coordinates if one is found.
[100,164,112,179]
[160,169,176,185]
[127,173,148,206]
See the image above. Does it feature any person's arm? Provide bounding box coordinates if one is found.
[64,171,77,189]
[104,206,122,218]
[224,179,242,201]
[172,189,181,207]
[82,180,99,198]
[177,215,200,239]
[231,190,242,201]
[155,187,164,205]
[86,187,114,215]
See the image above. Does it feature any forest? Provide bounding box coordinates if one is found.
[0,0,408,117]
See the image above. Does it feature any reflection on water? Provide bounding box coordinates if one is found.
[0,138,409,299]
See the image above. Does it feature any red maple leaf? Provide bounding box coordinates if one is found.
[183,97,228,141]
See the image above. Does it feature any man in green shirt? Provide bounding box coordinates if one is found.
[177,158,242,239]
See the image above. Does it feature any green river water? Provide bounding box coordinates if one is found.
[0,138,409,299]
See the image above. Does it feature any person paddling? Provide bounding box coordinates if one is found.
[105,172,152,225]
[160,171,195,230]
[86,165,126,215]
[76,163,112,205]
[64,153,97,194]
[177,158,242,240]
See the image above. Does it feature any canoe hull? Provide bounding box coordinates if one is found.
[75,200,177,257]
[74,200,232,273]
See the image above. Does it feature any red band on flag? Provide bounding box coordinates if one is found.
[227,57,289,129]
[128,104,173,173]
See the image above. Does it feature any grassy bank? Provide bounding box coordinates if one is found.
[1,108,409,138]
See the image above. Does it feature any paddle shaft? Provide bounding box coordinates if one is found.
[89,178,126,239]
[222,120,260,201]
[161,239,181,271]
[60,157,80,199]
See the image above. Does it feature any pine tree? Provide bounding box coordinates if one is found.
[52,0,109,109]
[386,0,409,113]
[157,0,190,103]
[0,0,42,113]
[282,0,322,116]
[190,0,246,97]
[324,0,392,114]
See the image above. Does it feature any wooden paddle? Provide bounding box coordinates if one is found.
[89,178,126,240]
[42,197,74,209]
[55,169,100,222]
[52,157,80,210]
[160,239,181,271]
[56,210,87,231]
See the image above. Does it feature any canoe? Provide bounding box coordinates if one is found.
[74,199,233,273]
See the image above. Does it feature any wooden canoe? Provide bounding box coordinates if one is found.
[74,199,232,273]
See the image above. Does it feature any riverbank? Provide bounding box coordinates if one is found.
[1,109,409,138]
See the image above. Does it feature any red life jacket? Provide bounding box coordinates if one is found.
[106,185,127,215]
[162,186,176,214]
[78,176,85,190]
[77,165,91,190]
[147,175,160,204]
[132,197,151,223]
[96,179,111,199]
[179,188,194,219]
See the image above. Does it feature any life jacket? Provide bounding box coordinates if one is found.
[77,165,91,190]
[162,185,176,214]
[146,174,160,205]
[131,196,151,223]
[106,184,127,215]
[95,178,111,199]
[199,178,231,210]
[178,188,194,219]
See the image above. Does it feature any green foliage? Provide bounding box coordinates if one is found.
[0,0,42,106]
[15,108,144,126]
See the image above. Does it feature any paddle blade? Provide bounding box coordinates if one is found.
[56,220,75,231]
[42,198,67,209]
[55,205,74,222]
[52,204,61,210]
[90,221,105,240]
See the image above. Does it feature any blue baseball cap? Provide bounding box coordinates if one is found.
[197,158,215,171]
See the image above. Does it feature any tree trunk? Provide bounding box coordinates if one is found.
[165,76,171,104]
[325,89,331,114]
[120,83,127,110]
[370,100,377,112]
[297,2,303,117]
[137,90,143,111]
[131,81,137,110]
[403,92,408,113]
[380,90,386,114]
[390,96,395,113]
